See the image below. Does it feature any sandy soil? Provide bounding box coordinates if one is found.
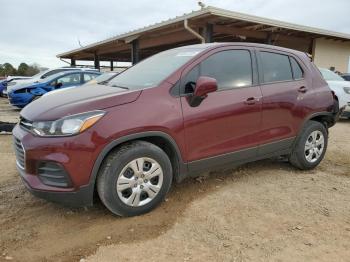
[0,121,349,262]
[0,98,19,124]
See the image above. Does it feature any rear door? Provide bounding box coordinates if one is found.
[180,47,262,171]
[256,48,311,154]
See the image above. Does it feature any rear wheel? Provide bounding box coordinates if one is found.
[289,121,328,170]
[97,141,173,216]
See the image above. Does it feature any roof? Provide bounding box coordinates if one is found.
[57,6,350,59]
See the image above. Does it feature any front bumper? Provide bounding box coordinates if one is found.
[18,166,93,207]
[8,93,32,108]
[12,124,102,207]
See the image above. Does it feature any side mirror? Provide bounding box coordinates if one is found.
[188,76,217,107]
[55,82,63,89]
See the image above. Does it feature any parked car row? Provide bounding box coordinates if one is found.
[1,67,121,108]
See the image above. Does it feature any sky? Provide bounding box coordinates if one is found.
[1,0,350,69]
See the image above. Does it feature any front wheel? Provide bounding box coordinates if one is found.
[97,141,173,216]
[289,121,328,170]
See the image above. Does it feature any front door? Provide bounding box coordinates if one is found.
[180,48,262,172]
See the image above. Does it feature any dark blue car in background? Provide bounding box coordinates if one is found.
[0,79,8,97]
[8,70,101,108]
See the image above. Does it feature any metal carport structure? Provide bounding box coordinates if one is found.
[57,6,350,72]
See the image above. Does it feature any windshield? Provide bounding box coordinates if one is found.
[108,48,205,89]
[37,72,66,83]
[319,68,344,81]
[31,70,49,80]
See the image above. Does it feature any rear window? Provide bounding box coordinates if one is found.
[260,52,293,83]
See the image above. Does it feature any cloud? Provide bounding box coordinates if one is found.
[1,0,349,68]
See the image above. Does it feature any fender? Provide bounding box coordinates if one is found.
[86,131,188,199]
[29,87,47,96]
[296,111,335,140]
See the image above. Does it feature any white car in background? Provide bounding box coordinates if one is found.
[4,67,98,95]
[319,68,350,119]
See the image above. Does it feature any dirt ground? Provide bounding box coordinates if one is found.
[0,121,349,262]
[0,98,19,124]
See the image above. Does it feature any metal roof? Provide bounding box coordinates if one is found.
[57,6,350,58]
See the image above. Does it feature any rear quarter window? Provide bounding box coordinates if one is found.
[290,57,304,80]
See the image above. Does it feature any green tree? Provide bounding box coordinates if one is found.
[17,63,29,76]
[1,63,16,76]
[26,64,40,76]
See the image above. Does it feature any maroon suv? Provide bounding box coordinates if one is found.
[13,43,339,216]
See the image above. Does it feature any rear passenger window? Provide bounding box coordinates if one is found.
[201,50,252,90]
[290,57,304,80]
[260,52,293,83]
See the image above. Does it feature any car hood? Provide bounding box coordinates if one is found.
[8,80,41,92]
[326,80,350,87]
[21,84,142,121]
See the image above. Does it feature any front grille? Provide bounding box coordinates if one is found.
[19,117,33,132]
[38,162,71,188]
[14,137,25,169]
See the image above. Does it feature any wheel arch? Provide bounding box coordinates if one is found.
[300,112,336,134]
[89,131,187,199]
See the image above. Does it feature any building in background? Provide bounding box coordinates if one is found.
[57,6,350,73]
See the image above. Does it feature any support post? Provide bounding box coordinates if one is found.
[110,61,114,71]
[205,23,214,43]
[131,39,140,65]
[94,53,100,70]
[70,58,76,67]
[265,33,273,45]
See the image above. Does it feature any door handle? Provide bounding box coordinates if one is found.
[298,86,308,93]
[244,97,260,105]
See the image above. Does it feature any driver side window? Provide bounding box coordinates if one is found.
[181,49,253,94]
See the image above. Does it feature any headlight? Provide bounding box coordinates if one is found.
[32,110,105,136]
[343,87,350,94]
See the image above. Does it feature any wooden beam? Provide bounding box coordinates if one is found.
[139,30,197,49]
[214,25,310,44]
[214,25,267,39]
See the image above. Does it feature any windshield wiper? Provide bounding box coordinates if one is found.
[111,84,129,90]
[97,80,109,85]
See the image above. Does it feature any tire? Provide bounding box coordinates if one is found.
[289,120,328,170]
[97,141,173,216]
